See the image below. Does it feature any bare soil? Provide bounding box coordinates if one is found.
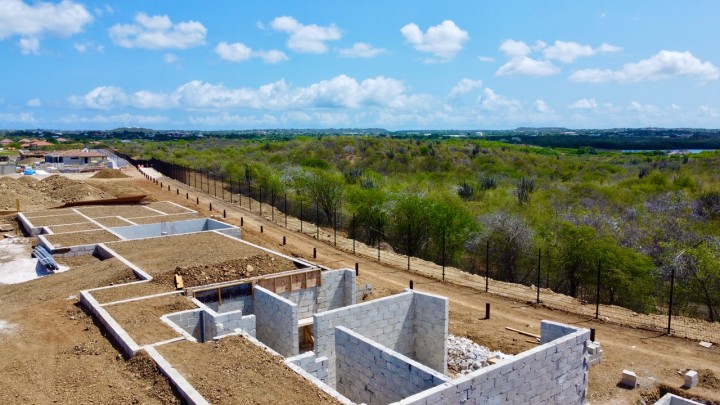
[146,201,194,214]
[0,250,177,404]
[47,222,101,233]
[44,229,120,247]
[175,255,297,287]
[90,280,174,304]
[91,169,130,179]
[107,232,293,287]
[93,216,134,227]
[131,212,198,224]
[76,204,158,219]
[27,213,88,227]
[104,294,196,345]
[156,336,342,405]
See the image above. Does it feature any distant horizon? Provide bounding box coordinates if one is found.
[2,1,719,130]
[4,126,720,134]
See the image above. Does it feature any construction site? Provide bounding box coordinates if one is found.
[0,167,719,404]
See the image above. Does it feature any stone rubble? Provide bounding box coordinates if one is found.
[446,334,512,375]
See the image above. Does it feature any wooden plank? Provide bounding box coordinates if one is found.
[505,327,541,339]
[174,274,184,289]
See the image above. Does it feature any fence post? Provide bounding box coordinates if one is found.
[315,201,319,239]
[284,193,288,228]
[485,240,490,293]
[668,265,676,335]
[536,249,541,304]
[407,223,411,271]
[595,259,602,320]
[333,211,337,247]
[213,172,217,197]
[271,189,275,222]
[441,227,446,281]
[300,200,303,233]
[259,186,263,216]
[352,213,356,254]
[221,173,225,200]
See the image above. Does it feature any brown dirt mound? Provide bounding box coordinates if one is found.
[174,255,296,287]
[699,368,720,390]
[39,175,112,203]
[91,169,130,179]
[0,177,51,210]
[126,351,181,404]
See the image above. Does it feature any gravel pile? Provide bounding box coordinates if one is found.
[447,334,512,375]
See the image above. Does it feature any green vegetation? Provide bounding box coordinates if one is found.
[116,136,720,321]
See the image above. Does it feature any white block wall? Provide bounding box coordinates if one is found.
[254,286,298,357]
[286,351,330,384]
[413,292,449,374]
[395,320,591,405]
[279,269,356,319]
[335,326,450,405]
[165,308,256,342]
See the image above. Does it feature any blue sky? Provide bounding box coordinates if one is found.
[1,0,720,130]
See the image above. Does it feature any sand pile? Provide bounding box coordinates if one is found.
[0,177,50,211]
[91,169,129,179]
[38,175,112,203]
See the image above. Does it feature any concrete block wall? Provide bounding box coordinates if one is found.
[165,309,204,341]
[335,326,450,405]
[313,292,415,386]
[286,352,330,384]
[412,291,449,374]
[254,286,299,357]
[395,320,591,405]
[279,269,355,319]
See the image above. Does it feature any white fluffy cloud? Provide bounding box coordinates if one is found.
[19,37,39,54]
[496,39,621,77]
[68,75,429,112]
[543,41,621,63]
[270,16,341,54]
[26,98,42,107]
[478,88,521,112]
[534,99,552,113]
[68,86,128,110]
[401,20,468,62]
[447,78,483,98]
[497,56,560,77]
[73,41,104,53]
[568,98,599,109]
[215,42,288,64]
[0,0,93,40]
[339,43,386,58]
[570,50,720,83]
[109,13,206,49]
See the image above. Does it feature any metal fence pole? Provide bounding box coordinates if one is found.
[284,193,288,228]
[485,240,490,293]
[442,227,446,282]
[315,201,319,239]
[668,265,676,334]
[595,259,602,320]
[536,249,541,304]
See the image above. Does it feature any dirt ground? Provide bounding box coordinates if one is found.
[0,167,718,404]
[0,250,178,404]
[104,294,196,345]
[157,335,342,405]
[107,232,297,287]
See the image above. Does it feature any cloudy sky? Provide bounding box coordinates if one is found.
[1,0,719,130]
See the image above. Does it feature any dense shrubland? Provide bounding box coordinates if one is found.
[116,136,720,321]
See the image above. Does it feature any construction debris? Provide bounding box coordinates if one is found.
[621,369,638,388]
[684,370,699,389]
[447,334,511,375]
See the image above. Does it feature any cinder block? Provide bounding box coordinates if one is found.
[684,370,698,389]
[620,370,637,388]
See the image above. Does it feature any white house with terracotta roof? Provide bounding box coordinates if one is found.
[0,139,12,146]
[44,149,107,165]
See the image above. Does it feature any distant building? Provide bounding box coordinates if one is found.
[29,140,53,149]
[44,149,107,165]
[0,139,12,146]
